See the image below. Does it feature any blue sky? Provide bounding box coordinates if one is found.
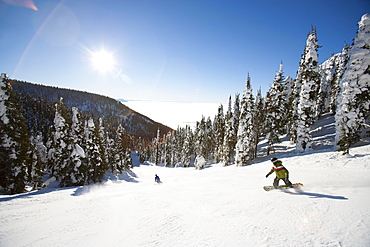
[1,0,369,104]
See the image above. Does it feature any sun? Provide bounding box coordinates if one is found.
[90,50,115,73]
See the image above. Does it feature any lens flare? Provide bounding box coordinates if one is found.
[1,0,38,11]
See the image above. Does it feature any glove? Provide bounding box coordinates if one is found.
[266,174,270,178]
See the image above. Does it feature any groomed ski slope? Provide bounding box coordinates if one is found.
[1,143,370,247]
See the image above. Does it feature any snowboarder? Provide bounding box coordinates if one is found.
[266,157,293,189]
[155,174,162,183]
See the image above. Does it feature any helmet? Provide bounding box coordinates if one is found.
[271,157,278,163]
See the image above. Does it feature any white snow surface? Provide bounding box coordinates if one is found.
[1,142,370,246]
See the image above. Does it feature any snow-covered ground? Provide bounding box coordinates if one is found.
[1,114,370,247]
[1,143,369,247]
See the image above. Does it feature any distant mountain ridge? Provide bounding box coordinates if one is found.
[10,80,173,140]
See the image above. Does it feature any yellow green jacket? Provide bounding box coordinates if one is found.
[267,160,289,179]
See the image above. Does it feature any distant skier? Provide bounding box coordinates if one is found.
[155,174,162,184]
[266,157,293,189]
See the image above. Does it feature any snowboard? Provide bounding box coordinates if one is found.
[263,183,303,191]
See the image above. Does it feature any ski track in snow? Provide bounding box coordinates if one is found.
[1,143,370,247]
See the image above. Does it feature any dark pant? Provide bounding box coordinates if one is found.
[273,176,292,188]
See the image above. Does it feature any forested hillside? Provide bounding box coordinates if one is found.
[10,80,172,140]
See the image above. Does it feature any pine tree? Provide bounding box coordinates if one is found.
[162,131,174,167]
[153,128,161,165]
[51,100,74,187]
[221,96,235,166]
[253,89,264,158]
[289,28,321,143]
[178,127,187,166]
[95,120,109,178]
[235,75,255,166]
[316,45,350,117]
[31,133,48,169]
[27,140,43,190]
[264,63,286,154]
[194,116,207,162]
[182,125,194,167]
[0,136,11,190]
[295,27,321,152]
[331,45,350,113]
[213,104,225,163]
[111,124,125,174]
[0,74,37,194]
[283,76,295,137]
[232,93,240,149]
[204,117,215,163]
[114,124,132,172]
[84,118,108,183]
[335,13,370,153]
[317,54,338,117]
[69,107,86,185]
[173,126,185,167]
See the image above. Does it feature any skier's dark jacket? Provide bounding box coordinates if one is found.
[266,160,289,179]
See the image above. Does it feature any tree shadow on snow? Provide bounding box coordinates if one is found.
[0,187,73,202]
[72,170,139,196]
[282,189,348,200]
[0,170,141,200]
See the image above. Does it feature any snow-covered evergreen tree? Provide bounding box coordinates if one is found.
[335,13,370,153]
[93,118,109,181]
[232,93,240,147]
[295,27,321,152]
[282,76,295,137]
[181,125,194,167]
[27,140,43,190]
[317,53,338,116]
[0,73,38,194]
[194,116,207,163]
[213,104,225,163]
[158,130,173,167]
[221,96,235,166]
[111,124,132,174]
[264,63,286,154]
[331,45,350,113]
[152,128,161,165]
[204,117,215,163]
[235,75,255,166]
[112,124,125,174]
[31,133,48,168]
[84,118,108,183]
[253,89,264,158]
[69,107,86,185]
[173,126,185,167]
[317,45,350,117]
[289,27,321,143]
[50,100,74,187]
